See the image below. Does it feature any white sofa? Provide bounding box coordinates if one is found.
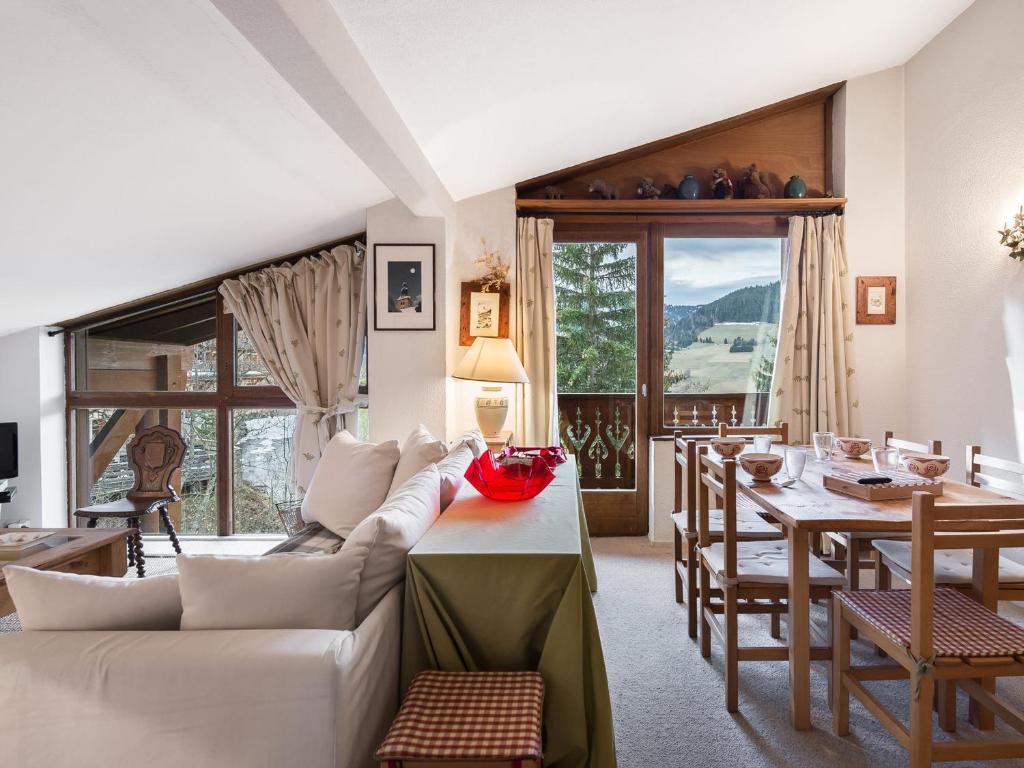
[0,583,403,768]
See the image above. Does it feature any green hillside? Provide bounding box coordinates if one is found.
[665,281,780,350]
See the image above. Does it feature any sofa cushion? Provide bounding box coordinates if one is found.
[177,546,368,631]
[3,566,182,630]
[344,465,441,623]
[437,443,475,511]
[300,430,400,538]
[388,424,448,498]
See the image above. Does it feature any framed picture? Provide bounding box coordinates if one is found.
[856,276,896,325]
[374,244,436,331]
[459,281,510,346]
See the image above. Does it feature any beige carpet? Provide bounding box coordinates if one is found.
[590,537,1024,768]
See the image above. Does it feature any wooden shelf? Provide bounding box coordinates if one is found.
[514,197,846,215]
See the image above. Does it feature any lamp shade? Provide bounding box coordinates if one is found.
[452,337,529,384]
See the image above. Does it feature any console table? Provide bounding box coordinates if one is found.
[401,457,615,768]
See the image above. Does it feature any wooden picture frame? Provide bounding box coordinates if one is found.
[459,281,510,346]
[855,276,896,325]
[373,244,436,331]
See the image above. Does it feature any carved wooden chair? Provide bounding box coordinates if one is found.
[672,437,782,640]
[697,453,843,712]
[75,424,186,577]
[716,421,790,445]
[834,492,1024,766]
[826,430,942,592]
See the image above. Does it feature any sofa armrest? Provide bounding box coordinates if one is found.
[0,584,403,768]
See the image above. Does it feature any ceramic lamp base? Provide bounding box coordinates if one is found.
[475,386,509,437]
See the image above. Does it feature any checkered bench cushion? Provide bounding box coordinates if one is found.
[376,671,544,765]
[837,587,1024,658]
[263,522,344,555]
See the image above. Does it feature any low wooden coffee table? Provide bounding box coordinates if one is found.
[0,528,130,615]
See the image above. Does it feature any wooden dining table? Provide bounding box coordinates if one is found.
[703,445,1018,730]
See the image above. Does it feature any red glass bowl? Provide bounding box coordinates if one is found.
[464,451,555,501]
[499,445,567,469]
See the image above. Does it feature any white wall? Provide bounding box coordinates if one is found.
[0,327,66,527]
[366,198,449,442]
[904,0,1024,473]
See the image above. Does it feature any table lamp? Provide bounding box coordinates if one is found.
[452,337,529,437]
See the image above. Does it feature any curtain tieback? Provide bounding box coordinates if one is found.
[299,400,356,424]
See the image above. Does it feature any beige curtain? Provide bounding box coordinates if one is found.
[515,217,558,445]
[769,214,861,443]
[219,245,366,494]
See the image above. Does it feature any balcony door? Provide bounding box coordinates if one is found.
[553,227,648,535]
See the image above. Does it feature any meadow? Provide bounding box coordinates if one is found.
[667,321,777,393]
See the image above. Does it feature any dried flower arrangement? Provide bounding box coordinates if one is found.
[999,207,1024,262]
[474,239,510,292]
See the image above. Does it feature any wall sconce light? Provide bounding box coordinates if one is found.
[998,207,1024,262]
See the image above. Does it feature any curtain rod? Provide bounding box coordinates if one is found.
[47,290,218,337]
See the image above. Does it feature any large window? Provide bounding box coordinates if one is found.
[66,281,368,536]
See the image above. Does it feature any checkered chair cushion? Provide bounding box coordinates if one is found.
[376,671,544,764]
[837,587,1024,658]
[263,522,344,555]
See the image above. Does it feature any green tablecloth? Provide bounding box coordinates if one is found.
[402,457,615,768]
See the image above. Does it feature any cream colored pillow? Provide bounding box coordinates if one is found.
[4,566,182,630]
[344,465,440,623]
[437,442,475,510]
[177,546,368,631]
[300,430,400,537]
[387,424,448,498]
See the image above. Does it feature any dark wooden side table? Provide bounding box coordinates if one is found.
[74,496,180,578]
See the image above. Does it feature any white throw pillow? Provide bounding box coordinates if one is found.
[452,429,487,458]
[4,566,182,631]
[176,546,368,631]
[388,424,448,498]
[344,464,441,623]
[437,443,475,511]
[300,430,400,537]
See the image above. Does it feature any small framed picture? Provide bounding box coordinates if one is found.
[459,281,510,346]
[374,244,436,331]
[856,276,896,325]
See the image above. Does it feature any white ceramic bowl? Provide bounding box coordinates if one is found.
[834,436,872,459]
[709,437,746,458]
[739,453,783,482]
[900,452,950,479]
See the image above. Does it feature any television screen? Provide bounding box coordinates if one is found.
[0,423,17,480]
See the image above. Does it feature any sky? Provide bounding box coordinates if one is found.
[663,238,782,306]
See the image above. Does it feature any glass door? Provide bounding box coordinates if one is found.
[553,228,648,535]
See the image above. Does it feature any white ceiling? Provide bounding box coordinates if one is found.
[0,0,974,336]
[0,0,391,336]
[334,0,975,199]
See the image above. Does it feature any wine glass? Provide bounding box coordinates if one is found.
[784,448,807,482]
[812,431,836,461]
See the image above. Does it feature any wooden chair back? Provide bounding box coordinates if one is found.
[698,451,738,581]
[884,430,941,456]
[718,421,789,445]
[674,432,700,535]
[126,425,187,502]
[966,446,1024,500]
[909,492,1024,661]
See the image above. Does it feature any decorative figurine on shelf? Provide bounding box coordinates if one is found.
[660,183,679,199]
[543,185,565,200]
[678,174,700,199]
[998,206,1024,262]
[710,168,734,199]
[739,164,772,199]
[784,175,808,198]
[588,178,620,199]
[636,177,660,199]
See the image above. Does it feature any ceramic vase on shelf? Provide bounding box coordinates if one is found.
[784,175,807,199]
[678,175,700,200]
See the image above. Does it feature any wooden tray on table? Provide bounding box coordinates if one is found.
[823,467,944,501]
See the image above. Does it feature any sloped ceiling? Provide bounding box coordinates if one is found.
[333,0,975,199]
[0,0,391,336]
[0,0,975,335]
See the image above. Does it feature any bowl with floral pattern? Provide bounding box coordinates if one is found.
[834,437,872,459]
[709,437,746,458]
[738,453,783,482]
[900,452,950,479]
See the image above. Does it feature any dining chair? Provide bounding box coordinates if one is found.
[833,491,1024,767]
[673,438,782,640]
[717,421,790,445]
[826,430,942,592]
[696,452,843,712]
